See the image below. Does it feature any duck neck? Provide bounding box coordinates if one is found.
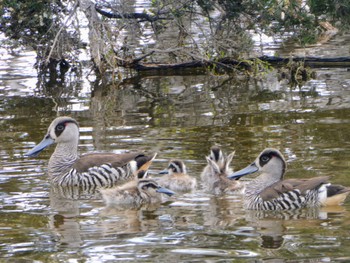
[246,171,283,196]
[48,141,79,177]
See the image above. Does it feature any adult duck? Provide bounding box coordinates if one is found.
[26,116,156,188]
[228,148,350,210]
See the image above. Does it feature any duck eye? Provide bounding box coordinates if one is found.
[261,155,270,162]
[56,124,65,131]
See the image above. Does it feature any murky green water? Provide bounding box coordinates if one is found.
[2,33,350,262]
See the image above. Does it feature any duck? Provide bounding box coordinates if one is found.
[157,159,197,192]
[201,146,229,183]
[227,148,350,210]
[201,146,242,194]
[25,116,157,188]
[100,175,176,207]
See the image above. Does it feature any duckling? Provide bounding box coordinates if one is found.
[228,148,350,210]
[158,159,197,192]
[201,146,228,183]
[205,152,243,194]
[100,175,175,207]
[25,116,156,188]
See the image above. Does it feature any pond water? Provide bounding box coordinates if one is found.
[2,31,350,261]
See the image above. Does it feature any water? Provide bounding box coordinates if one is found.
[2,31,350,261]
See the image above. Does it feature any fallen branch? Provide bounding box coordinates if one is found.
[134,60,208,70]
[258,56,350,67]
[129,58,253,71]
[117,56,350,71]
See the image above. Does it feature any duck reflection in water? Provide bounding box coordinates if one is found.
[48,184,101,249]
[244,205,350,250]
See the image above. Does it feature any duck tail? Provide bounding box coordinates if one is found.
[321,184,350,206]
[135,153,157,173]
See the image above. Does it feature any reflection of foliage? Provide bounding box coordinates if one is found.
[250,89,284,102]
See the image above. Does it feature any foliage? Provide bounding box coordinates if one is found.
[0,0,58,44]
[0,0,349,79]
[0,0,82,69]
[309,0,350,27]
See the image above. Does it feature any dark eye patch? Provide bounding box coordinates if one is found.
[168,163,176,171]
[142,182,157,190]
[55,123,66,137]
[56,124,65,131]
[54,119,78,137]
[261,155,270,162]
[259,153,273,166]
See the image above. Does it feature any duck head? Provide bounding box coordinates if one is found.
[228,148,286,181]
[25,116,79,157]
[159,159,187,176]
[138,179,176,196]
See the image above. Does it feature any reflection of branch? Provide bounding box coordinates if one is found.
[119,76,165,101]
[95,4,172,22]
[45,0,79,65]
[132,51,155,64]
[113,50,155,67]
[210,77,234,91]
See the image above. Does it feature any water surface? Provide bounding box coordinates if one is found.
[1,32,350,262]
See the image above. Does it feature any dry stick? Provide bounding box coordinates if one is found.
[45,0,79,65]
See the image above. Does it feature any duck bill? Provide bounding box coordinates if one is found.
[159,169,169,175]
[227,163,259,180]
[25,136,55,157]
[157,187,176,196]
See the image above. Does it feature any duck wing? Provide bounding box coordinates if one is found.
[259,176,330,201]
[73,152,154,173]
